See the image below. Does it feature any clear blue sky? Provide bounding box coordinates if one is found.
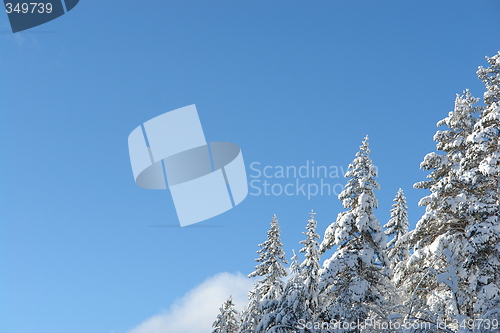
[1,1,500,332]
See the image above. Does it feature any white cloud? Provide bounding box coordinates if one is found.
[127,272,254,333]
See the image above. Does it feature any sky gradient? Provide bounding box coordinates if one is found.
[1,1,500,332]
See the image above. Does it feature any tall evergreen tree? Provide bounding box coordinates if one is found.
[248,214,288,333]
[463,51,500,322]
[411,89,480,248]
[403,89,483,328]
[248,214,288,300]
[319,136,393,331]
[238,288,261,333]
[212,296,240,333]
[384,189,410,283]
[299,210,321,320]
[272,250,311,333]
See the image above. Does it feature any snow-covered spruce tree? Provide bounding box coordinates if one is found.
[411,89,480,248]
[463,52,500,324]
[212,296,240,333]
[271,250,311,333]
[299,210,321,321]
[248,214,288,333]
[248,214,288,299]
[402,89,482,329]
[238,288,261,333]
[319,136,393,331]
[267,211,321,333]
[384,189,410,283]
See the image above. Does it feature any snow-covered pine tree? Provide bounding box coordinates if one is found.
[212,296,240,333]
[249,214,288,300]
[272,250,310,333]
[290,249,301,275]
[299,210,321,321]
[384,189,410,283]
[248,214,288,333]
[238,288,261,333]
[411,89,480,248]
[403,89,482,328]
[319,136,393,331]
[463,51,500,324]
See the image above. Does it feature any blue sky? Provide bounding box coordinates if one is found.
[1,1,500,332]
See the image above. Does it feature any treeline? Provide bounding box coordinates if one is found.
[212,52,500,333]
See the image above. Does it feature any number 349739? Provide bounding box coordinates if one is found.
[5,2,53,14]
